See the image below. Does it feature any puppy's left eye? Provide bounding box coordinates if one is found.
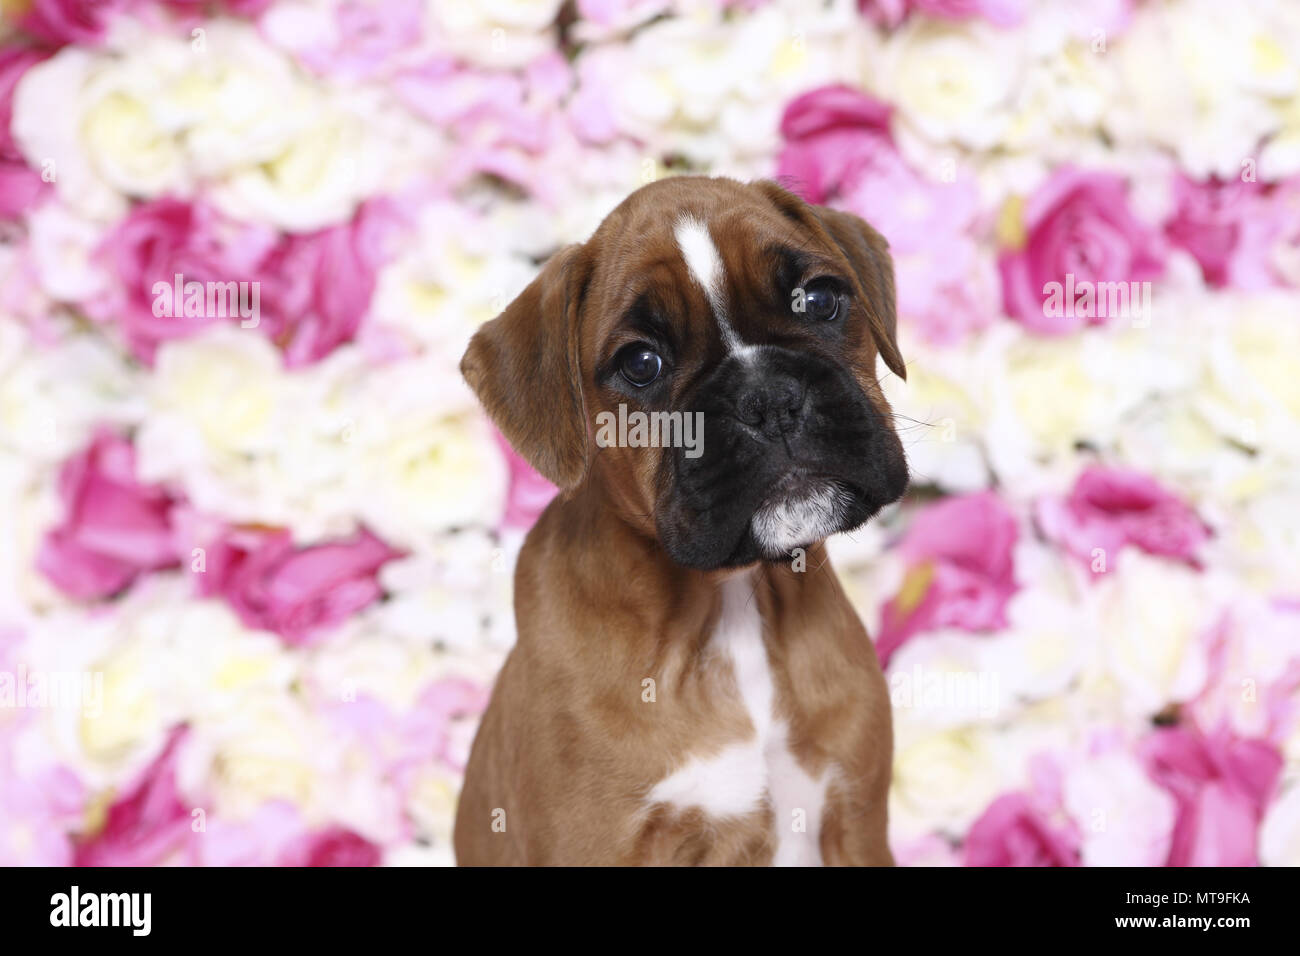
[619,345,663,387]
[795,280,841,322]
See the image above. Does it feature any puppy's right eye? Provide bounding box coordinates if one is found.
[619,345,663,387]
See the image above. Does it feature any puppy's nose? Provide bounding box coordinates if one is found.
[735,374,806,437]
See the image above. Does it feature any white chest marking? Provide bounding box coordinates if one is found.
[673,215,758,360]
[646,573,829,865]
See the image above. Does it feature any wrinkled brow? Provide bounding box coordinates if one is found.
[768,244,840,291]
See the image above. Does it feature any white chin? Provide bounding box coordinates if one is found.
[749,480,848,557]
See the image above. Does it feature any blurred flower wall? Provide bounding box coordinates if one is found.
[1,0,1299,867]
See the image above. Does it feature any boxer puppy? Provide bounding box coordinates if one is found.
[454,176,908,866]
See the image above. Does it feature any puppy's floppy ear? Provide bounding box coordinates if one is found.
[460,243,592,491]
[757,181,905,381]
[810,205,906,381]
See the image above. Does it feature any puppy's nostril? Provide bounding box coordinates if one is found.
[779,379,804,416]
[737,389,766,426]
[735,377,806,431]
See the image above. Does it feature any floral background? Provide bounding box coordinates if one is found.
[1,0,1299,867]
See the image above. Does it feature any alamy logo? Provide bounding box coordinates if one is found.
[152,272,261,328]
[1042,273,1151,324]
[595,404,704,458]
[0,666,102,718]
[50,886,151,936]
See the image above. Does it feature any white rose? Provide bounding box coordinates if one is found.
[1062,749,1176,866]
[1104,0,1286,179]
[882,331,996,493]
[21,579,295,784]
[1260,782,1300,867]
[139,325,286,469]
[351,361,507,550]
[888,631,1006,729]
[0,326,141,464]
[369,201,537,367]
[24,201,113,305]
[375,530,518,657]
[979,542,1090,705]
[890,724,1003,838]
[1090,553,1214,720]
[1195,292,1300,467]
[876,20,1023,151]
[425,0,566,68]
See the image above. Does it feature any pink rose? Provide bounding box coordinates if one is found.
[496,431,558,530]
[999,167,1165,334]
[0,693,85,865]
[195,525,402,645]
[188,801,305,867]
[1163,175,1259,288]
[877,491,1019,666]
[37,428,180,600]
[1230,176,1300,290]
[98,197,278,363]
[1140,725,1282,867]
[859,0,1026,28]
[778,85,992,344]
[963,793,1080,866]
[777,84,894,206]
[20,0,124,47]
[278,826,382,867]
[255,199,397,368]
[73,725,194,866]
[262,0,422,80]
[1164,175,1300,291]
[1036,466,1210,573]
[100,197,392,367]
[405,678,491,772]
[0,47,50,219]
[393,55,571,198]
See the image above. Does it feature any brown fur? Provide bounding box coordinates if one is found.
[455,177,902,866]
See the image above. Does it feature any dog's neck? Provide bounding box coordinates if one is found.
[530,468,837,645]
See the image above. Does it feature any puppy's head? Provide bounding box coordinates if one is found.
[461,177,908,570]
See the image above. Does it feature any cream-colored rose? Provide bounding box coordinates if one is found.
[376,530,517,657]
[882,331,996,493]
[984,319,1195,488]
[12,49,142,221]
[13,21,399,229]
[302,621,445,712]
[425,0,566,68]
[351,362,507,550]
[189,695,322,820]
[21,579,295,783]
[1090,553,1215,719]
[368,201,538,368]
[0,326,140,465]
[890,724,1003,838]
[582,0,868,166]
[1196,292,1300,467]
[140,326,286,468]
[876,20,1022,151]
[888,631,1006,729]
[1104,0,1290,179]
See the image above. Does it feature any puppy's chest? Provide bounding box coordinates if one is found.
[645,575,833,866]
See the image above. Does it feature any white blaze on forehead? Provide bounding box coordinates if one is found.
[673,214,745,352]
